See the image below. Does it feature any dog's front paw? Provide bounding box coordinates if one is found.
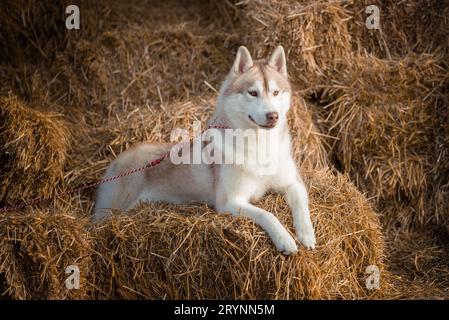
[296,221,316,250]
[272,230,298,255]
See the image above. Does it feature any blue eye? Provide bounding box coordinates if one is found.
[248,90,258,97]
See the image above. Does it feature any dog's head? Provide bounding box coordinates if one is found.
[217,46,291,130]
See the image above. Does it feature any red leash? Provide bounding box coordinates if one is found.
[0,123,229,213]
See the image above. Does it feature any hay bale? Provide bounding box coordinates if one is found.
[349,0,449,58]
[312,53,449,228]
[91,168,393,299]
[0,210,91,299]
[54,0,243,111]
[385,222,449,299]
[0,0,103,62]
[0,93,70,205]
[0,0,67,61]
[0,0,107,115]
[5,0,446,300]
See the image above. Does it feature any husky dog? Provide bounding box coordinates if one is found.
[94,46,316,254]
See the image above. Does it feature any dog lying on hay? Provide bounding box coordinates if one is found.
[94,46,316,255]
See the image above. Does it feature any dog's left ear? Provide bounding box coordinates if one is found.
[268,46,287,78]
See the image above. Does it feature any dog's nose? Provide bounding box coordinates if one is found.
[266,112,279,122]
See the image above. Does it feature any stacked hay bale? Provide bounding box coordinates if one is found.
[386,224,449,298]
[289,97,329,169]
[225,0,449,297]
[2,0,445,299]
[0,94,70,206]
[0,0,105,110]
[0,0,86,293]
[0,210,91,299]
[313,54,449,228]
[235,0,449,63]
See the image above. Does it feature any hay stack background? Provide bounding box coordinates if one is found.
[0,94,391,299]
[84,95,390,299]
[96,95,328,170]
[51,0,243,112]
[1,0,449,299]
[349,0,449,58]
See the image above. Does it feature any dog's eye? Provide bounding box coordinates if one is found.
[248,90,258,97]
[273,90,279,96]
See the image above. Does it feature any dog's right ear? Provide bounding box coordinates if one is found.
[232,46,253,74]
[268,46,287,78]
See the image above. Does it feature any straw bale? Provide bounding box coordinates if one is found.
[0,94,70,205]
[1,0,448,300]
[349,0,449,58]
[54,0,243,111]
[0,0,103,62]
[312,53,449,228]
[0,210,91,299]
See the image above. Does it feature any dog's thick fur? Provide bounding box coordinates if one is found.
[94,46,316,254]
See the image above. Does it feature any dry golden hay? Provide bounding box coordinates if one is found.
[0,0,109,116]
[0,93,388,299]
[312,53,449,228]
[385,221,449,299]
[91,168,394,299]
[0,93,70,205]
[54,0,243,111]
[0,209,91,299]
[225,0,449,97]
[288,96,329,170]
[349,0,449,59]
